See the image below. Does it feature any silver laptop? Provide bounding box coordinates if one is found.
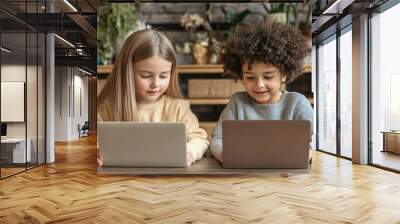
[222,120,311,169]
[98,122,187,168]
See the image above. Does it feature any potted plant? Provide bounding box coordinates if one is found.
[299,5,312,65]
[180,12,222,64]
[263,3,288,24]
[180,13,207,64]
[221,6,251,33]
[286,3,299,29]
[299,4,312,35]
[97,4,138,65]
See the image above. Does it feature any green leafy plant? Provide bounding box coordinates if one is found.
[286,3,299,29]
[97,4,138,64]
[263,3,299,28]
[299,4,312,34]
[263,3,287,14]
[221,7,251,32]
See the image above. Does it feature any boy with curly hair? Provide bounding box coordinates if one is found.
[210,21,313,163]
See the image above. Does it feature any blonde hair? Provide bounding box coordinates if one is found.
[98,29,182,121]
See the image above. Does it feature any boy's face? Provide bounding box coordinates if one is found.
[241,62,286,104]
[133,55,172,104]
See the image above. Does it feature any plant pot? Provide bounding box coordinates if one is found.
[192,43,209,64]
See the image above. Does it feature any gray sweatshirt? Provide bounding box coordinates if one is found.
[210,91,314,162]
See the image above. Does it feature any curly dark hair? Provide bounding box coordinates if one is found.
[222,22,309,83]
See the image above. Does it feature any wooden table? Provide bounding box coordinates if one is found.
[97,157,311,175]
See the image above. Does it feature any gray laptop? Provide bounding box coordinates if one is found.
[222,120,311,169]
[98,122,186,168]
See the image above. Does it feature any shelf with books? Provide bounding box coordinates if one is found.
[97,65,113,74]
[97,64,313,105]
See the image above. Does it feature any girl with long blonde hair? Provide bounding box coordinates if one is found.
[98,29,209,166]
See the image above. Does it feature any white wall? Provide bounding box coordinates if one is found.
[55,67,89,141]
[76,71,89,138]
[55,66,69,141]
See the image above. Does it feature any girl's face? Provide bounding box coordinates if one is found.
[241,62,286,104]
[134,55,172,104]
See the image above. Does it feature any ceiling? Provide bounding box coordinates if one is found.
[311,0,390,42]
[0,0,97,73]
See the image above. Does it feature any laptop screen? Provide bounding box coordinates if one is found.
[1,123,7,137]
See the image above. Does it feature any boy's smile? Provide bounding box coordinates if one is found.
[253,90,268,94]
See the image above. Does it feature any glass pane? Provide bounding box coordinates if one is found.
[38,32,45,165]
[26,0,39,168]
[1,31,27,177]
[0,1,46,178]
[27,31,38,169]
[317,36,337,154]
[0,1,29,32]
[340,28,352,158]
[371,3,400,171]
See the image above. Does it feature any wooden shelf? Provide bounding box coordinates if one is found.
[177,64,224,74]
[97,64,311,74]
[97,63,313,105]
[97,65,113,74]
[189,98,230,105]
[96,64,224,74]
[190,98,313,105]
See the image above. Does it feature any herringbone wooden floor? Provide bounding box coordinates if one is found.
[1,135,400,224]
